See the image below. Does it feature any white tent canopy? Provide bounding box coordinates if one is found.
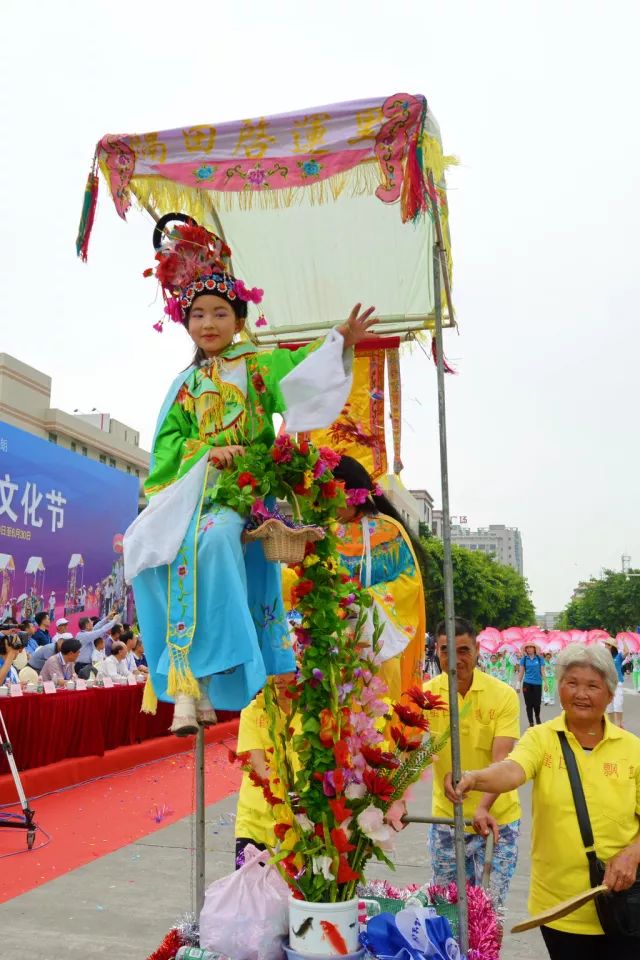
[68,554,84,569]
[0,554,15,572]
[25,556,45,574]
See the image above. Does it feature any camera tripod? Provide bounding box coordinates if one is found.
[0,707,36,850]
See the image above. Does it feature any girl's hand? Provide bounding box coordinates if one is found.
[209,445,245,468]
[338,304,378,348]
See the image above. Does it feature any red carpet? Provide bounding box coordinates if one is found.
[0,731,242,904]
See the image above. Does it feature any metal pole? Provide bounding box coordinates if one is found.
[194,727,206,918]
[432,240,469,955]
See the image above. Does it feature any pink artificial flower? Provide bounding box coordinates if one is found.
[318,446,341,470]
[373,483,384,497]
[345,781,366,800]
[152,321,164,333]
[255,314,268,327]
[164,297,183,323]
[251,499,270,520]
[356,805,394,846]
[346,488,370,507]
[234,279,264,304]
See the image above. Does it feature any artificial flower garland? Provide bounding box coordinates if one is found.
[222,437,451,902]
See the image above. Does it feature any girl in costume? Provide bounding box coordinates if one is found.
[330,456,426,702]
[124,219,376,735]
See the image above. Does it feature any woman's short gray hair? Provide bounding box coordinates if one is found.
[556,643,618,695]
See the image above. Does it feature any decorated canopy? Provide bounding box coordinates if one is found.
[24,556,45,574]
[0,554,15,572]
[68,554,84,569]
[79,94,455,343]
[477,627,640,654]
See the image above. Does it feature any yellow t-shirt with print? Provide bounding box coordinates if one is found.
[235,693,299,846]
[424,670,522,830]
[509,713,640,935]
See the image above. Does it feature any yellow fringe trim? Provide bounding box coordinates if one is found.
[141,675,159,715]
[166,645,202,700]
[128,160,383,220]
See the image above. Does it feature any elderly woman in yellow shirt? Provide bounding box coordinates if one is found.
[451,643,640,960]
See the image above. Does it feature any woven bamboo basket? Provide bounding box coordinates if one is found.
[244,517,325,563]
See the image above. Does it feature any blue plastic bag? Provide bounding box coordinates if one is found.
[361,908,463,960]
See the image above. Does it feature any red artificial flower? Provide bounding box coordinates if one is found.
[227,748,250,765]
[314,822,325,839]
[274,822,290,841]
[237,472,258,489]
[361,745,401,770]
[329,796,351,823]
[363,768,395,803]
[293,482,308,495]
[336,856,361,884]
[334,740,350,767]
[331,827,356,854]
[393,704,431,730]
[321,479,339,499]
[406,686,446,711]
[291,579,315,603]
[282,853,299,877]
[390,725,423,752]
[298,440,310,456]
[333,768,345,794]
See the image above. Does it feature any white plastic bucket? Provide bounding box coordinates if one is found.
[289,896,359,956]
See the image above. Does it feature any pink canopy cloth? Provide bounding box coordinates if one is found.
[77,94,455,343]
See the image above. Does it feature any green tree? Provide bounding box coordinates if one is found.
[558,569,640,634]
[419,537,535,634]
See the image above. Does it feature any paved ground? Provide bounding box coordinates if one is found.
[1,682,638,959]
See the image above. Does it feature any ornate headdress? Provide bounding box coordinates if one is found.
[144,214,264,332]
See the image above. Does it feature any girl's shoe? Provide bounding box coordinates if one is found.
[170,693,199,737]
[196,690,217,727]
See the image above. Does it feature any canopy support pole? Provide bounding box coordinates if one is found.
[431,200,468,954]
[194,727,206,919]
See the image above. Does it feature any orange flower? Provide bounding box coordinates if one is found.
[390,725,423,751]
[406,686,446,711]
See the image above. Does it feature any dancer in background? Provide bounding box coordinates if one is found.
[516,643,546,726]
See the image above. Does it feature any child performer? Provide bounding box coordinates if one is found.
[331,456,426,702]
[124,221,376,735]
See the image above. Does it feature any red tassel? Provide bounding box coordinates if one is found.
[146,928,183,960]
[401,136,427,223]
[431,337,456,375]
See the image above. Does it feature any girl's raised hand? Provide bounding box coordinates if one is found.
[209,445,245,468]
[338,304,378,348]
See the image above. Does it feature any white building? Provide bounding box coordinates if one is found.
[409,488,434,533]
[378,475,421,535]
[537,611,561,630]
[0,353,150,496]
[432,512,524,576]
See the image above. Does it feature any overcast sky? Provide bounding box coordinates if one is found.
[2,0,639,613]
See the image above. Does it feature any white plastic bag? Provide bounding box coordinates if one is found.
[199,844,290,960]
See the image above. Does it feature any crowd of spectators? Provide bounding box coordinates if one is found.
[0,610,147,690]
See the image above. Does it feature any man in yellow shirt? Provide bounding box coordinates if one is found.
[424,618,522,912]
[235,674,299,867]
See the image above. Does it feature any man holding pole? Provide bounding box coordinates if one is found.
[424,617,521,913]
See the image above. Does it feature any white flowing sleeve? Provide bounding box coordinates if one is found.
[279,329,353,432]
[123,456,213,582]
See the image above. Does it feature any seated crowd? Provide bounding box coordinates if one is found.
[0,610,148,688]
